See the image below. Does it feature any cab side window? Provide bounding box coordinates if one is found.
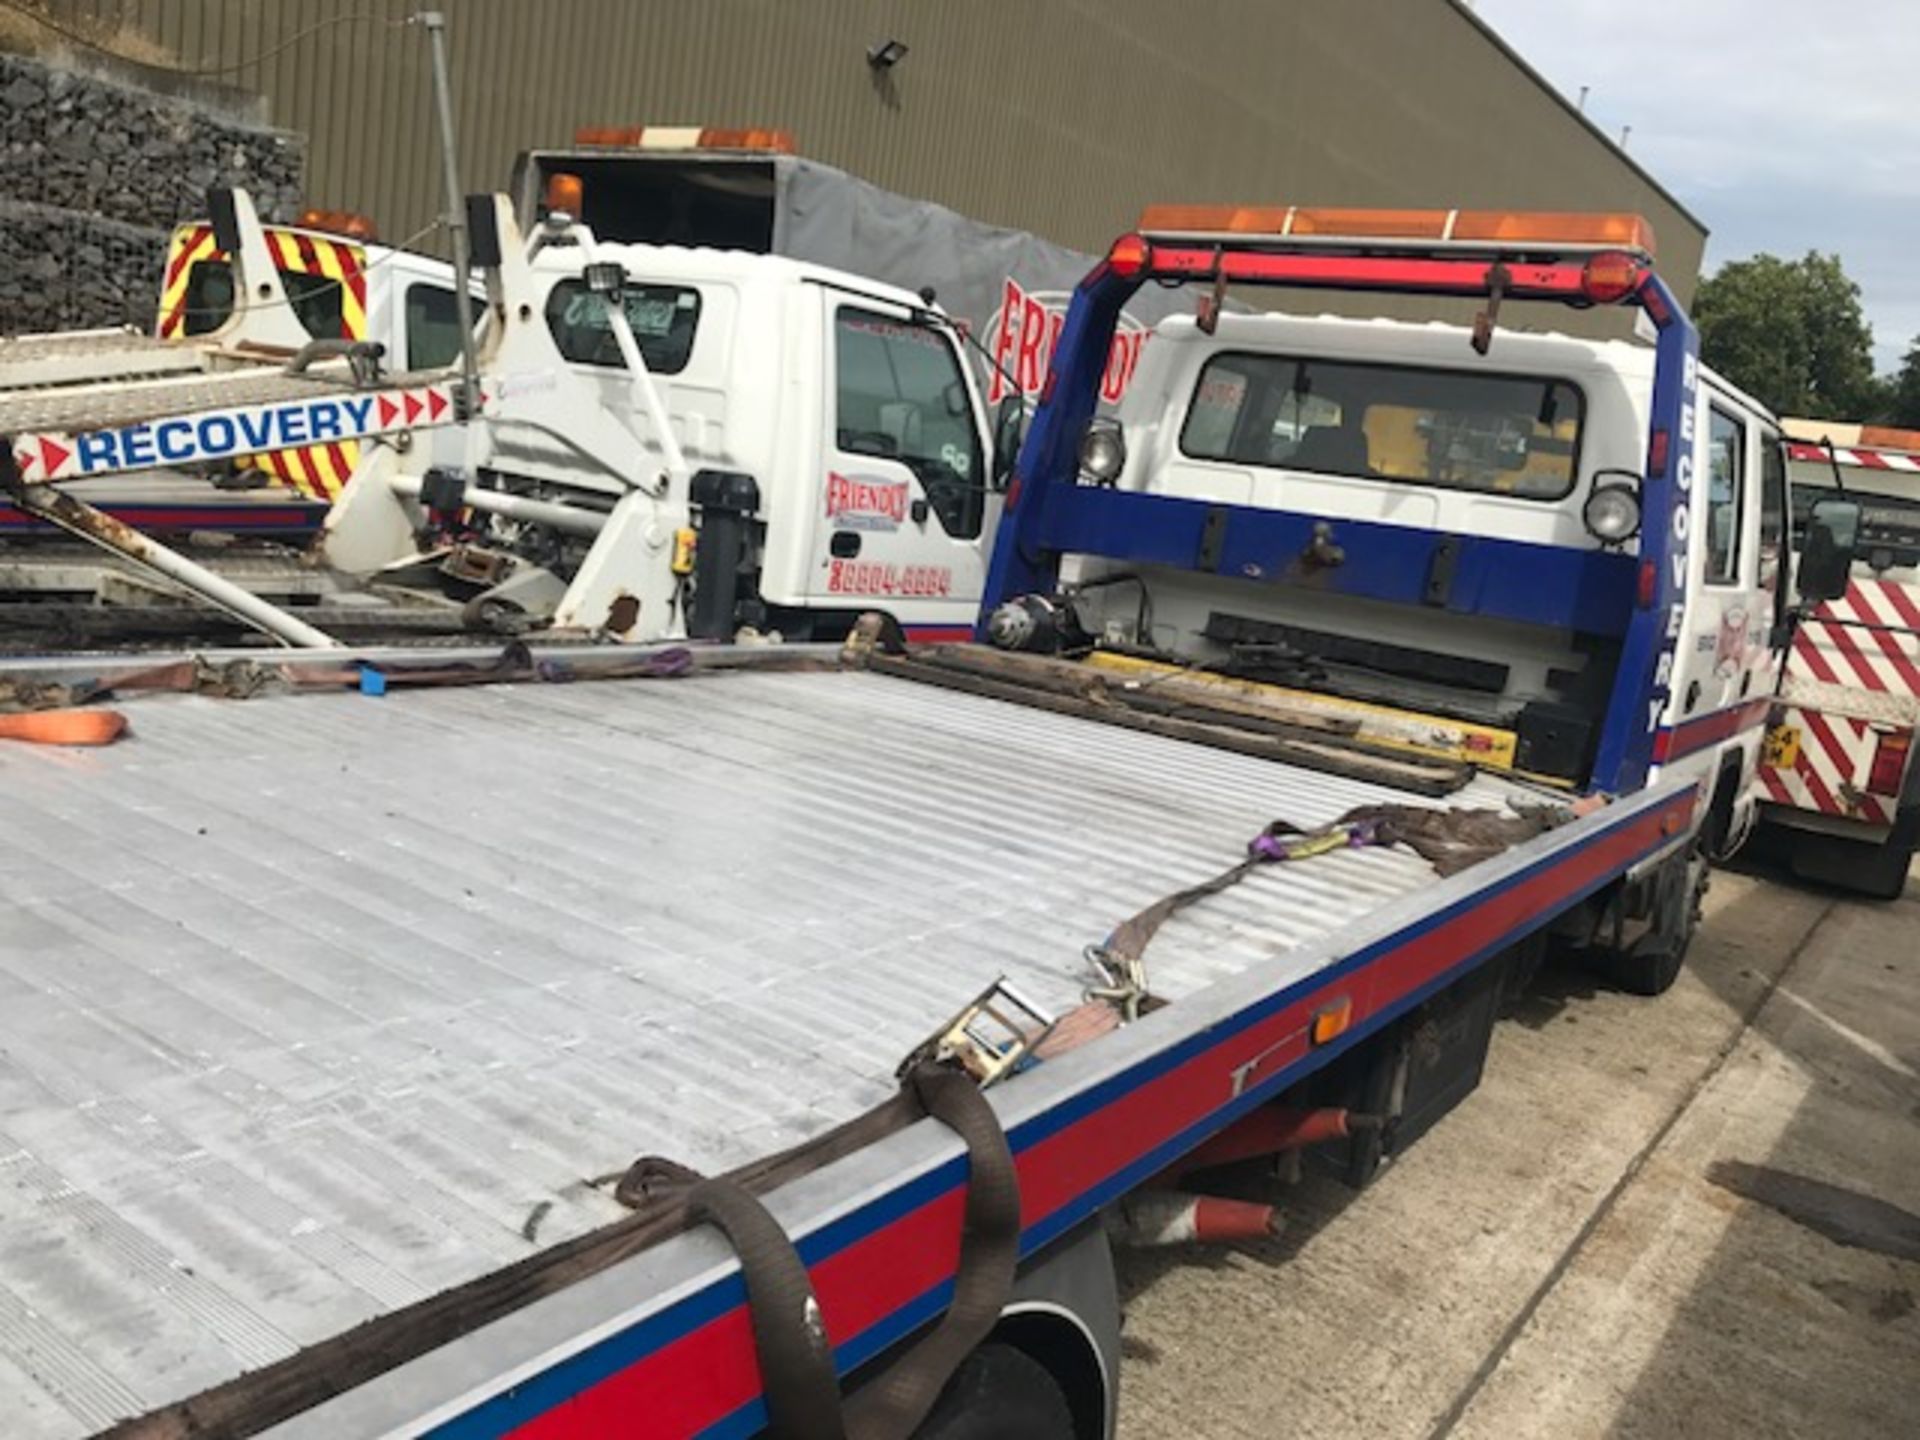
[1705,407,1746,585]
[405,283,484,370]
[1758,435,1787,594]
[183,260,344,340]
[834,308,983,538]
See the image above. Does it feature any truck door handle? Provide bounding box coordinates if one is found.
[830,531,862,558]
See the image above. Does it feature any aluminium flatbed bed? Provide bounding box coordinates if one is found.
[0,650,1694,1437]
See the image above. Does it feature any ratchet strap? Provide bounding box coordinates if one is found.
[659,1061,1021,1440]
[1093,804,1573,998]
[843,1063,1021,1440]
[685,1179,847,1440]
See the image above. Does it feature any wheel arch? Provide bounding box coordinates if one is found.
[995,1218,1120,1439]
[988,1303,1110,1440]
[1703,742,1755,859]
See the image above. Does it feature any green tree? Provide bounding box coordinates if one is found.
[1885,338,1920,428]
[1692,252,1880,420]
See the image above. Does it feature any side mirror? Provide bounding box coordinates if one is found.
[1796,496,1860,604]
[990,394,1026,490]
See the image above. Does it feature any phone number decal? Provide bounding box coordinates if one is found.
[826,561,953,597]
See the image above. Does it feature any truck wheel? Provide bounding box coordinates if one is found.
[1604,845,1707,997]
[911,1342,1077,1440]
[1789,826,1915,901]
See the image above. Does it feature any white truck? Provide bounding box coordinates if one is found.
[0,189,1024,647]
[0,195,470,536]
[511,128,1188,408]
[0,206,1866,1440]
[1753,419,1920,897]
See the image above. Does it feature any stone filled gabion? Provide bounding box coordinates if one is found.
[0,52,303,336]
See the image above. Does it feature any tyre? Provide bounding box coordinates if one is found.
[1602,845,1707,997]
[911,1342,1077,1440]
[1789,826,1915,901]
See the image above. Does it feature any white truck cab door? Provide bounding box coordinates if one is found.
[1663,396,1781,825]
[808,302,991,637]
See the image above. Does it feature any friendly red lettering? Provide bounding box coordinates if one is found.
[989,278,1023,404]
[824,472,909,527]
[1016,292,1049,398]
[984,277,1151,404]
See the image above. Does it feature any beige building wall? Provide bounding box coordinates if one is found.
[62,0,1706,318]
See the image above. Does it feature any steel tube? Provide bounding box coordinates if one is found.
[388,473,607,536]
[9,488,341,649]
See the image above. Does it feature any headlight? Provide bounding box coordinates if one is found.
[1079,420,1127,484]
[1583,481,1641,544]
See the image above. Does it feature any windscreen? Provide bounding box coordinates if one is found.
[534,156,777,251]
[1180,352,1584,500]
[179,259,345,340]
[544,281,702,374]
[1792,483,1920,577]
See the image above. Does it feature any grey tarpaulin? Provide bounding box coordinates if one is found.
[509,149,1225,402]
[774,157,1201,402]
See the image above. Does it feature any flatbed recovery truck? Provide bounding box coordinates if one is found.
[0,209,1863,1438]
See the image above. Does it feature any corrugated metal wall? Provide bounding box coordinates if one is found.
[52,0,1706,306]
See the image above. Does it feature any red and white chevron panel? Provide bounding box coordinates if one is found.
[1787,579,1920,703]
[1785,440,1920,471]
[1758,706,1899,824]
[1768,578,1920,822]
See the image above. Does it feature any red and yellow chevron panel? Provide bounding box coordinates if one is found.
[156,222,370,500]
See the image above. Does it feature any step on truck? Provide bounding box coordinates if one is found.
[1755,420,1920,897]
[0,207,1864,1439]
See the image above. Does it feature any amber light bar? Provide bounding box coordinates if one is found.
[1136,205,1657,257]
[296,207,378,242]
[572,125,797,154]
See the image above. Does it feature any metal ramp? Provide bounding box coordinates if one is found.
[0,363,387,446]
[0,327,245,391]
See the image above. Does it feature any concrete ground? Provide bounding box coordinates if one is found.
[1115,853,1919,1440]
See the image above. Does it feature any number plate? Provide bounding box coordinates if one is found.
[1763,724,1800,769]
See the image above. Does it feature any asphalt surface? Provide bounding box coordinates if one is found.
[1115,850,1919,1439]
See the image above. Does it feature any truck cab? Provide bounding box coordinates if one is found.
[160,207,470,371]
[157,207,472,502]
[502,240,998,640]
[1036,279,1784,850]
[1757,422,1920,896]
[318,205,1007,643]
[978,205,1847,993]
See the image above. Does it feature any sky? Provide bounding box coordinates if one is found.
[1470,0,1920,372]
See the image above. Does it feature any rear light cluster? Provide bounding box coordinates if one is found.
[1867,728,1913,797]
[1106,233,1153,279]
[1580,250,1647,304]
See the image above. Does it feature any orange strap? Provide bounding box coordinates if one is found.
[0,708,128,746]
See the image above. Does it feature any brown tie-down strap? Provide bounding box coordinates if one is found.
[1090,803,1585,1004]
[842,1062,1021,1440]
[613,1062,1021,1440]
[683,1178,847,1440]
